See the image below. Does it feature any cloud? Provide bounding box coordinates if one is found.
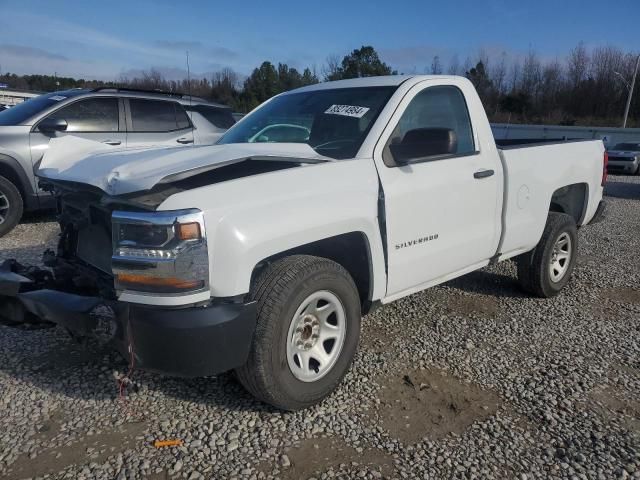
[0,44,68,61]
[154,40,204,51]
[153,40,238,61]
[0,43,121,80]
[209,46,238,60]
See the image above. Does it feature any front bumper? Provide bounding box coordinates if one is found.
[1,278,257,377]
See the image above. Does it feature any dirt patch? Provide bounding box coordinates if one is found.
[600,287,640,305]
[3,421,148,479]
[446,295,499,317]
[589,388,640,433]
[362,322,405,354]
[258,436,394,480]
[371,369,501,444]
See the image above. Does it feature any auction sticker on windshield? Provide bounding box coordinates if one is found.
[324,104,370,118]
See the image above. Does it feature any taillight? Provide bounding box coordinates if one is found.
[602,152,608,186]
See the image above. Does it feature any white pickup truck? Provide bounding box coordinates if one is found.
[0,75,607,410]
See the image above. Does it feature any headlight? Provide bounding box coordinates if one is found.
[111,209,209,295]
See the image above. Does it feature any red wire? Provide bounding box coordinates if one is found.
[117,316,136,416]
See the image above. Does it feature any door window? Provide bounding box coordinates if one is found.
[191,106,236,129]
[129,99,191,132]
[45,98,119,132]
[384,86,475,166]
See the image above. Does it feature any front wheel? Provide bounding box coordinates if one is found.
[516,212,578,298]
[235,255,361,410]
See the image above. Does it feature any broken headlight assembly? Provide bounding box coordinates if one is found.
[111,209,209,295]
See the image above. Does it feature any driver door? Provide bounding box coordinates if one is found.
[374,81,502,299]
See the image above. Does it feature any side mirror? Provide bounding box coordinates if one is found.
[389,128,458,165]
[38,117,68,133]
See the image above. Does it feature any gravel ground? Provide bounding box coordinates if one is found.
[0,175,639,480]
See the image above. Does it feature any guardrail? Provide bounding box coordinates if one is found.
[491,123,640,148]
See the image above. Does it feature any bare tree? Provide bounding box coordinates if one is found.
[322,54,341,81]
[540,58,564,116]
[509,60,521,92]
[567,42,589,89]
[447,54,460,75]
[521,50,542,100]
[491,52,508,95]
[476,48,490,73]
[430,55,443,75]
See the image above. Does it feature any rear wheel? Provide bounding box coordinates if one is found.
[235,255,361,410]
[516,212,578,298]
[0,175,23,238]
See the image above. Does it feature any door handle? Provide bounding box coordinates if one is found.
[177,137,194,144]
[474,169,495,179]
[102,140,121,146]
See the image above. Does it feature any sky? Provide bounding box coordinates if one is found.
[0,0,638,81]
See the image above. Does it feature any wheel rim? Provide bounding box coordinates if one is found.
[549,232,572,283]
[0,190,10,225]
[286,290,346,383]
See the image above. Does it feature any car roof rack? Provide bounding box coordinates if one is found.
[91,87,229,107]
[92,87,186,98]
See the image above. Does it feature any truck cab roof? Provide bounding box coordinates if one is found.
[289,75,463,93]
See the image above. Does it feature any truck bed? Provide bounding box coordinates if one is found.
[496,139,605,260]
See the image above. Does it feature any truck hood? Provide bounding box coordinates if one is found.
[37,136,330,195]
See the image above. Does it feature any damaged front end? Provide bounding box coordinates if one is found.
[0,180,123,328]
[0,180,257,377]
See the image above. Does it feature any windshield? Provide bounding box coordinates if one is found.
[218,86,396,159]
[0,90,88,126]
[612,143,640,151]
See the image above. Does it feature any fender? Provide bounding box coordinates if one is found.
[157,157,388,301]
[0,153,38,209]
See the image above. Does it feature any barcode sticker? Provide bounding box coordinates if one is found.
[324,104,370,118]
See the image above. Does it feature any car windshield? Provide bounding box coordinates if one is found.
[0,90,88,126]
[612,143,640,151]
[217,86,396,159]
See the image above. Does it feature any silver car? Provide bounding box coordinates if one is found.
[0,87,235,236]
[607,142,640,175]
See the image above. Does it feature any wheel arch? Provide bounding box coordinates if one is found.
[250,231,375,314]
[549,182,589,226]
[0,154,34,205]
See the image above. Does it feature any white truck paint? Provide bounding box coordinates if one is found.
[3,75,607,409]
[38,75,604,306]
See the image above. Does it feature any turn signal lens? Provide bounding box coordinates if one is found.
[177,222,201,241]
[116,274,204,293]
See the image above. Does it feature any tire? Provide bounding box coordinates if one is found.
[0,175,23,238]
[235,255,361,411]
[516,212,578,298]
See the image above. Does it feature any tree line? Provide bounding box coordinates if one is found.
[1,44,638,127]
